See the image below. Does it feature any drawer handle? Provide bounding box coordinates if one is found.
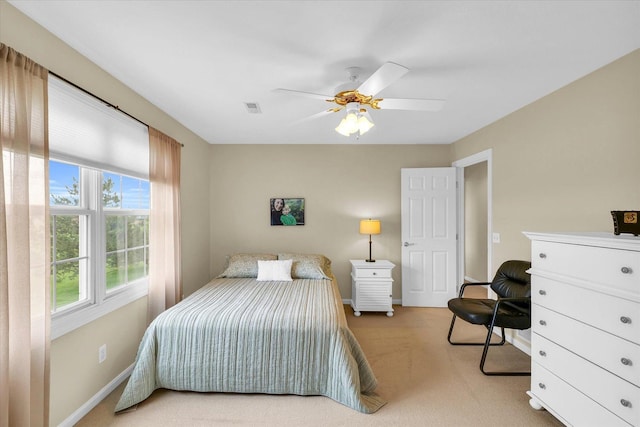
[621,357,633,366]
[620,399,632,408]
[538,253,547,259]
[539,350,547,357]
[538,383,546,390]
[372,272,377,275]
[621,266,633,274]
[620,316,632,324]
[539,320,547,326]
[538,290,546,296]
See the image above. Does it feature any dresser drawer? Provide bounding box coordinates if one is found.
[533,305,640,388]
[532,276,640,345]
[531,240,640,295]
[531,362,631,427]
[352,267,392,279]
[532,333,639,425]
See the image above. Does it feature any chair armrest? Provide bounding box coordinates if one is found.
[458,281,491,297]
[495,297,530,314]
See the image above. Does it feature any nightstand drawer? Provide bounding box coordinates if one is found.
[356,282,392,311]
[353,268,392,279]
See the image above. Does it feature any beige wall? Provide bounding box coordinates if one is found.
[1,2,212,425]
[464,161,488,282]
[209,144,452,298]
[452,49,640,273]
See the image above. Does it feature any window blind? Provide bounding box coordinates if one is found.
[48,75,149,178]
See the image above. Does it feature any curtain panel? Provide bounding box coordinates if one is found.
[0,43,50,427]
[148,127,182,322]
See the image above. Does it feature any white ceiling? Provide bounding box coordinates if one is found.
[9,1,640,145]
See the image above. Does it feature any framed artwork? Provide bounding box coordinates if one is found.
[270,198,305,226]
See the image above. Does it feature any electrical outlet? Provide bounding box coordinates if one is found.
[98,344,107,364]
[492,233,501,243]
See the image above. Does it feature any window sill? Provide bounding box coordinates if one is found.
[51,280,148,340]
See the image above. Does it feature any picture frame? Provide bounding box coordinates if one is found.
[270,198,305,226]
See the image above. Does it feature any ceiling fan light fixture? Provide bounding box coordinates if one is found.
[335,102,374,137]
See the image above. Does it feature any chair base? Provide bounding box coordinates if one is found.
[447,314,531,376]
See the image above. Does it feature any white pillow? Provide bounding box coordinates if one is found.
[256,259,293,281]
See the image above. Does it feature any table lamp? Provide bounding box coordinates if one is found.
[359,219,381,262]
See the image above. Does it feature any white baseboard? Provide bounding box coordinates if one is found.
[341,297,532,355]
[57,364,133,427]
[492,328,531,356]
[510,331,532,356]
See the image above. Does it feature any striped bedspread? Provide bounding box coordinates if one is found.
[115,277,385,413]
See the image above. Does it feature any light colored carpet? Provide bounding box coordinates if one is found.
[76,294,563,426]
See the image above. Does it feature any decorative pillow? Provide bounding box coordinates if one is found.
[217,253,277,278]
[256,259,293,281]
[277,253,332,279]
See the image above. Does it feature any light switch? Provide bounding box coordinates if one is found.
[492,233,501,243]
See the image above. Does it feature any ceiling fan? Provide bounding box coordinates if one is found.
[275,62,445,137]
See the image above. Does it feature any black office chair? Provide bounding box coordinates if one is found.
[447,260,532,376]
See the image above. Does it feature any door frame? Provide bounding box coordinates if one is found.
[451,149,493,286]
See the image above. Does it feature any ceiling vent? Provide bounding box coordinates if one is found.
[244,102,262,114]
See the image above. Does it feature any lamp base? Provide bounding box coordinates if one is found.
[365,238,377,262]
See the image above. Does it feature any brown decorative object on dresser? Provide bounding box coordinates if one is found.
[611,211,640,236]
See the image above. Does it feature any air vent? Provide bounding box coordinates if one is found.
[244,102,262,114]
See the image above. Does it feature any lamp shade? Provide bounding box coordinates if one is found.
[360,219,381,235]
[357,112,374,134]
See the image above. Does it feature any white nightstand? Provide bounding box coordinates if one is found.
[350,259,395,317]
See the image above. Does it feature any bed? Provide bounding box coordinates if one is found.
[115,253,385,414]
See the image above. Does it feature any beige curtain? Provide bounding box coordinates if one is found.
[148,127,182,321]
[0,44,50,427]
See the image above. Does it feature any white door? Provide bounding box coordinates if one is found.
[401,168,457,307]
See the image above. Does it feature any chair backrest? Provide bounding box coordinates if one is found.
[490,260,532,299]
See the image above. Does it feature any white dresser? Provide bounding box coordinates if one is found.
[350,259,394,317]
[524,232,640,427]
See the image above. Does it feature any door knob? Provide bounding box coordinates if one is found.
[403,242,415,247]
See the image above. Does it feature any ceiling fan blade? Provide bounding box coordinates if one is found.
[357,62,409,97]
[290,108,341,126]
[274,88,333,101]
[377,98,445,112]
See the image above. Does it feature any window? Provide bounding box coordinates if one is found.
[49,160,150,335]
[103,172,150,291]
[48,75,150,338]
[50,161,87,311]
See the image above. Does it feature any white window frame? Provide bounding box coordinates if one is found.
[51,162,149,339]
